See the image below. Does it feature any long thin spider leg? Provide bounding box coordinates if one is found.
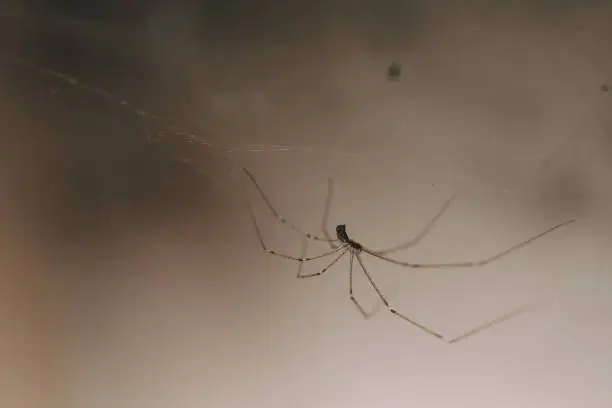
[362,219,575,269]
[355,254,534,343]
[242,168,340,244]
[371,193,458,255]
[298,248,349,278]
[349,252,373,318]
[348,252,391,319]
[321,178,339,250]
[446,304,535,344]
[246,201,344,261]
[354,253,446,340]
[296,237,308,278]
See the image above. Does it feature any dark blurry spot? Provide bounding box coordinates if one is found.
[537,170,593,215]
[388,62,401,81]
[601,84,609,92]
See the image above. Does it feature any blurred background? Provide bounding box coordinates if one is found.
[1,1,611,407]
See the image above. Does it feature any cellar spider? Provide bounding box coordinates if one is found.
[243,168,575,343]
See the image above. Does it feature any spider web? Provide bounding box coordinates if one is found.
[0,52,390,202]
[0,51,575,216]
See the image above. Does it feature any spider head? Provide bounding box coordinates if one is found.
[335,224,350,243]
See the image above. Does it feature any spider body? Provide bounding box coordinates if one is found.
[336,224,362,251]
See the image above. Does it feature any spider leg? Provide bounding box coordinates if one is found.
[242,168,340,245]
[371,193,458,255]
[355,253,533,343]
[362,219,575,269]
[321,178,340,249]
[354,253,446,340]
[445,304,535,344]
[298,246,349,278]
[246,201,344,261]
[348,252,388,318]
[296,236,308,278]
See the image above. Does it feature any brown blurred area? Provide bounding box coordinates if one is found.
[0,2,612,407]
[0,8,242,407]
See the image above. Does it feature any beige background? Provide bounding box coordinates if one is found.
[1,2,612,407]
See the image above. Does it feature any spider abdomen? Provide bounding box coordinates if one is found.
[336,224,362,251]
[335,224,350,243]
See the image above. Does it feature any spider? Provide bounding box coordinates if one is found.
[242,168,575,343]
